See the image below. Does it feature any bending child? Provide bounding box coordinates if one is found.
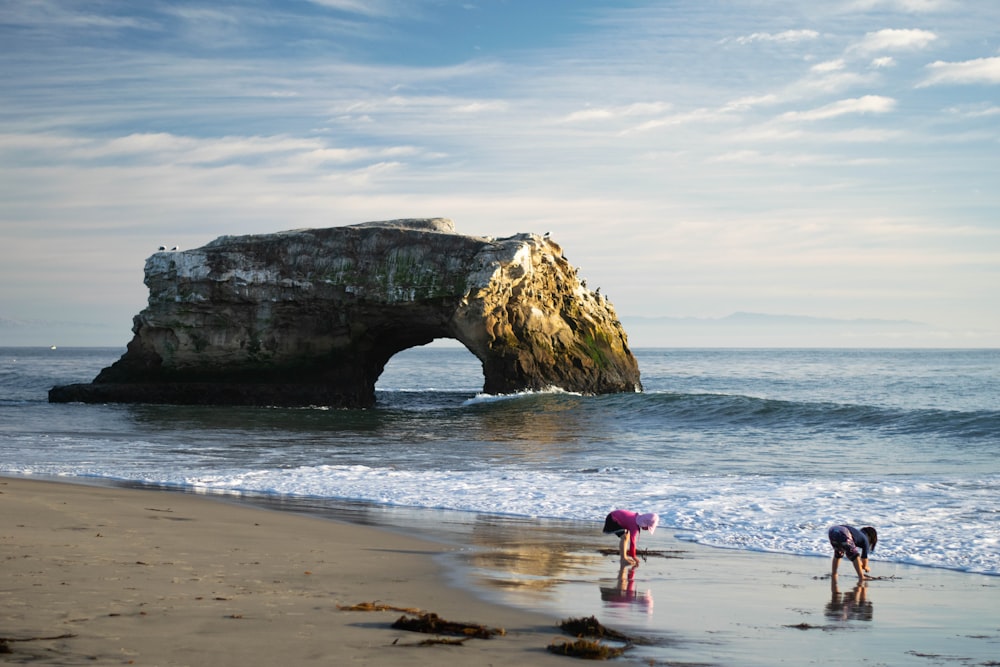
[828,524,878,581]
[603,509,659,567]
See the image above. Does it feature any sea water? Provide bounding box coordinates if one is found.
[1,346,997,576]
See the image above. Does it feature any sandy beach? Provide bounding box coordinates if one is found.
[3,476,999,666]
[1,477,568,666]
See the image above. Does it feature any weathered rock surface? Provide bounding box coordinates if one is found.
[50,218,641,407]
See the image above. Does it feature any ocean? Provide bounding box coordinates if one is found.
[1,346,998,577]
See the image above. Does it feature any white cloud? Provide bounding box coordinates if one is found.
[303,0,402,17]
[844,0,954,11]
[781,95,897,121]
[451,101,509,113]
[852,28,938,54]
[870,56,896,68]
[812,59,846,73]
[163,6,241,25]
[561,102,672,123]
[791,70,881,97]
[733,29,820,45]
[944,104,1000,118]
[709,149,889,167]
[919,56,1000,86]
[3,131,427,172]
[720,94,781,112]
[729,125,902,144]
[0,1,155,31]
[624,108,728,133]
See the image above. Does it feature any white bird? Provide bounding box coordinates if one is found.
[170,246,179,251]
[158,246,166,251]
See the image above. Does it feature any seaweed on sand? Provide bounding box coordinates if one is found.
[547,638,627,659]
[811,574,901,581]
[0,633,77,654]
[415,637,469,646]
[337,601,423,613]
[552,616,637,659]
[559,616,633,643]
[597,548,685,560]
[391,612,505,639]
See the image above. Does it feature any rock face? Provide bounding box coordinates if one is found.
[50,219,642,407]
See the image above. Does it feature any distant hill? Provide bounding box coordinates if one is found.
[630,312,927,328]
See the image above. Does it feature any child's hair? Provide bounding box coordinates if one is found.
[861,526,878,550]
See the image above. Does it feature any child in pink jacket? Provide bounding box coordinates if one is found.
[603,509,659,566]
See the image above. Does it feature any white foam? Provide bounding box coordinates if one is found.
[462,386,580,405]
[6,460,995,576]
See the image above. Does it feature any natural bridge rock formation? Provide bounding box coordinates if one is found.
[50,218,642,407]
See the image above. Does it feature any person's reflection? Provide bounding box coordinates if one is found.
[825,578,873,622]
[599,564,654,613]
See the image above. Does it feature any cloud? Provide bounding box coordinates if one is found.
[732,29,820,45]
[852,28,938,54]
[727,125,902,144]
[3,131,427,173]
[451,101,509,113]
[720,94,781,112]
[709,149,889,167]
[624,108,730,134]
[560,102,672,123]
[919,56,1000,86]
[792,70,881,98]
[781,95,897,121]
[944,104,1000,118]
[812,59,846,73]
[843,0,954,11]
[0,1,156,31]
[303,0,403,18]
[870,56,896,68]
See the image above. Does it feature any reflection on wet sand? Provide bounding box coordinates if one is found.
[464,516,604,594]
[826,579,873,622]
[599,565,654,613]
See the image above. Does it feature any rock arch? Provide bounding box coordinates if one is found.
[50,219,642,407]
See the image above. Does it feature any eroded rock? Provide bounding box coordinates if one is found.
[50,219,641,407]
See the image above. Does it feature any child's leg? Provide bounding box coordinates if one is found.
[618,532,633,564]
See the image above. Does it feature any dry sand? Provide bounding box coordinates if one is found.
[1,477,568,666]
[3,476,999,666]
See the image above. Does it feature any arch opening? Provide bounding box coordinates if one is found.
[375,338,485,400]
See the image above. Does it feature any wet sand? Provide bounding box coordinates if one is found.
[3,476,998,666]
[439,512,1000,666]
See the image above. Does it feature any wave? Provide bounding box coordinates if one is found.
[462,386,582,406]
[594,391,1000,441]
[376,383,998,442]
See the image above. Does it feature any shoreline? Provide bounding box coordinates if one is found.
[4,475,999,666]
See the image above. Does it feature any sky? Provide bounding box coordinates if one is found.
[2,0,999,348]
